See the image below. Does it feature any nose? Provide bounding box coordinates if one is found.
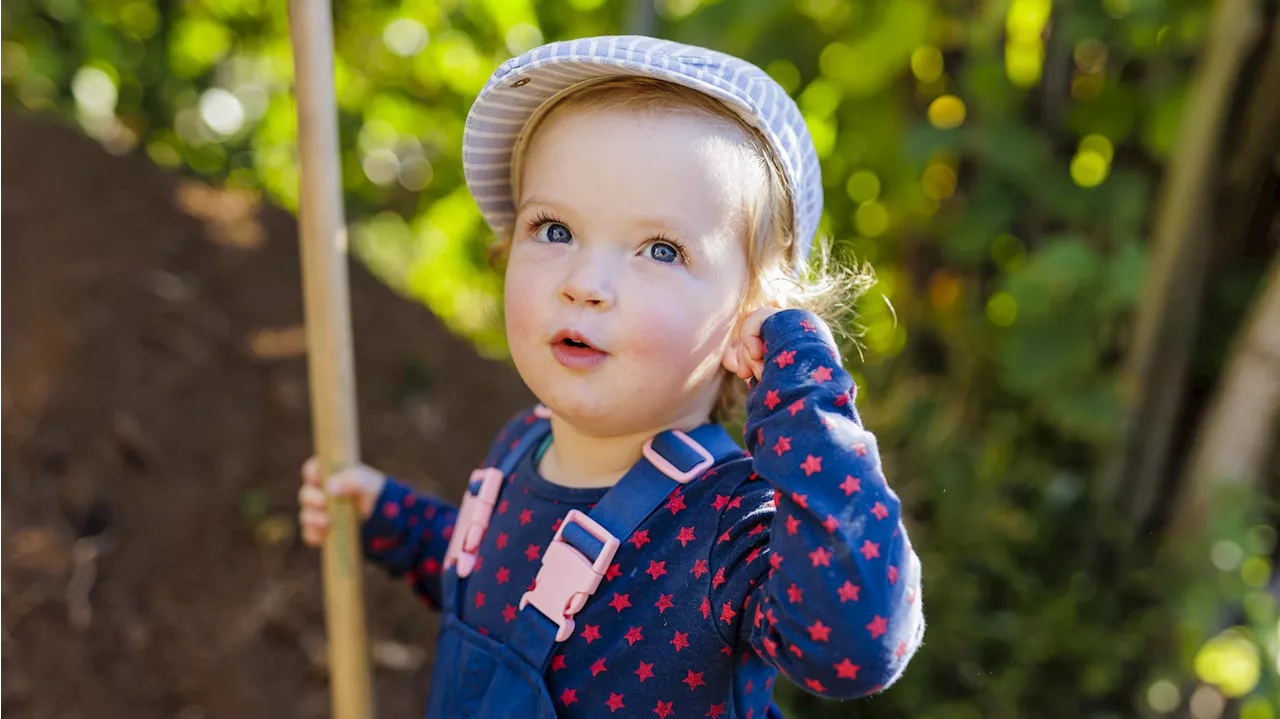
[559,250,616,310]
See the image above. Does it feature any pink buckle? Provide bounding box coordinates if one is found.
[443,468,503,577]
[642,430,713,484]
[519,510,619,641]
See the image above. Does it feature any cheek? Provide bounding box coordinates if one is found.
[504,265,544,343]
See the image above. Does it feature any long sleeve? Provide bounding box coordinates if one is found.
[708,309,924,699]
[360,479,459,610]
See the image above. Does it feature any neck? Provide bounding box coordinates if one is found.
[540,408,712,489]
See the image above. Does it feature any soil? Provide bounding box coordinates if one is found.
[1,115,533,718]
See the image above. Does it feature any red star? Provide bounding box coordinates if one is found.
[712,567,726,588]
[624,626,644,645]
[859,540,880,560]
[560,688,578,706]
[770,552,784,569]
[775,350,796,368]
[550,654,568,671]
[591,657,608,676]
[837,580,861,602]
[728,496,743,510]
[754,604,764,627]
[671,630,690,651]
[748,524,765,536]
[888,565,899,584]
[896,640,909,658]
[495,566,510,584]
[683,670,706,689]
[764,390,781,410]
[654,700,674,718]
[840,476,861,495]
[473,555,484,573]
[635,661,655,682]
[807,619,832,642]
[835,658,860,679]
[852,441,868,457]
[691,559,709,578]
[718,530,731,544]
[607,693,625,712]
[666,493,687,514]
[474,591,485,609]
[581,624,601,643]
[630,530,650,549]
[646,560,668,580]
[822,514,840,533]
[677,526,697,546]
[496,499,508,514]
[381,502,399,519]
[870,501,889,520]
[712,494,730,511]
[502,604,516,622]
[745,547,761,564]
[785,515,800,535]
[773,436,792,456]
[720,602,737,624]
[789,644,804,658]
[787,398,805,416]
[800,455,822,476]
[606,562,622,581]
[496,532,509,549]
[811,366,833,383]
[791,492,809,509]
[762,637,778,657]
[804,677,828,693]
[834,392,849,407]
[655,594,675,613]
[809,546,833,567]
[707,703,727,718]
[787,583,804,603]
[699,597,711,619]
[519,509,533,525]
[801,320,815,332]
[867,615,888,639]
[552,517,563,533]
[906,587,917,604]
[524,544,541,562]
[609,593,632,612]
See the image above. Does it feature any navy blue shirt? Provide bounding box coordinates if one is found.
[362,310,924,717]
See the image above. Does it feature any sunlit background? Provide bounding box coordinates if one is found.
[2,0,1277,717]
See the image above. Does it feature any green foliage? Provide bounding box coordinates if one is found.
[4,0,1275,715]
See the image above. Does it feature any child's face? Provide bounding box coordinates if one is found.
[505,108,755,436]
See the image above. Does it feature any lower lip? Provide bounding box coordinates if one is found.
[551,342,609,369]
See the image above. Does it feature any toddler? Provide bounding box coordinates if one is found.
[299,35,924,719]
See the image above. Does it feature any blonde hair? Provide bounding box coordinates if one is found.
[491,76,871,421]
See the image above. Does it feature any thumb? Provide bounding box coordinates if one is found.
[326,464,386,517]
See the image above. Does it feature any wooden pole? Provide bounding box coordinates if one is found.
[288,2,374,718]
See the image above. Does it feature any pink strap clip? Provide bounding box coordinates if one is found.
[519,510,619,642]
[443,467,504,578]
[642,430,713,484]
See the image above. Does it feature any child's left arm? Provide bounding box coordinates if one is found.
[712,309,924,699]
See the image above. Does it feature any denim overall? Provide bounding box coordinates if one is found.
[427,409,742,718]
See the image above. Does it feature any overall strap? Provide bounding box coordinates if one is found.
[507,423,743,670]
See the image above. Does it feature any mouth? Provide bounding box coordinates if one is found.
[549,330,608,369]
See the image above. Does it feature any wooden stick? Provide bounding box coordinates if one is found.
[288,2,374,718]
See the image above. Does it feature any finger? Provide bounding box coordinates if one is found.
[301,456,322,486]
[301,525,327,547]
[745,335,765,362]
[298,485,328,510]
[301,507,331,528]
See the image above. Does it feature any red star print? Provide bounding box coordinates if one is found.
[677,526,697,546]
[606,563,622,581]
[496,498,507,514]
[495,566,510,584]
[718,530,732,544]
[699,597,711,619]
[666,493,687,514]
[607,693,625,712]
[712,494,730,511]
[496,532,509,549]
[811,366,833,383]
[852,441,868,456]
[807,619,832,642]
[762,637,778,657]
[787,583,803,604]
[791,491,809,508]
[707,703,727,718]
[888,565,899,584]
[473,555,484,573]
[712,567,726,588]
[502,604,516,622]
[896,640,909,658]
[764,390,781,410]
[655,594,675,613]
[770,552,784,569]
[809,546,832,567]
[837,580,861,602]
[524,544,541,562]
[801,455,822,476]
[683,670,706,689]
[671,630,690,652]
[691,559,709,578]
[804,678,828,693]
[835,658,860,679]
[720,602,737,624]
[423,557,440,575]
[906,587,917,604]
[591,657,608,676]
[636,661,655,682]
[859,540,880,560]
[800,320,815,332]
[754,604,764,627]
[559,688,577,706]
[867,615,888,639]
[834,391,850,407]
[609,593,632,612]
[787,398,805,416]
[775,350,796,368]
[646,560,668,580]
[871,501,890,520]
[474,591,485,609]
[552,517,563,533]
[823,514,840,533]
[630,530,650,549]
[748,524,765,536]
[581,624,601,644]
[789,644,804,658]
[654,700,674,718]
[785,515,800,535]
[840,476,861,495]
[624,626,644,645]
[381,502,399,518]
[745,547,761,564]
[550,654,568,671]
[519,508,533,525]
[773,436,792,456]
[728,495,743,510]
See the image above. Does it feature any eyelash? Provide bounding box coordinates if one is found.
[524,212,690,265]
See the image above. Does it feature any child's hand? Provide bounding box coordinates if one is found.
[298,457,387,547]
[726,306,783,382]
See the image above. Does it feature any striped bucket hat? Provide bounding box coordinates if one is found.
[462,35,822,269]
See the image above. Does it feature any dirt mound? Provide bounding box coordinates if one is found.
[1,115,532,718]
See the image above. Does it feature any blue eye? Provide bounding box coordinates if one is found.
[648,241,680,264]
[537,222,572,244]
